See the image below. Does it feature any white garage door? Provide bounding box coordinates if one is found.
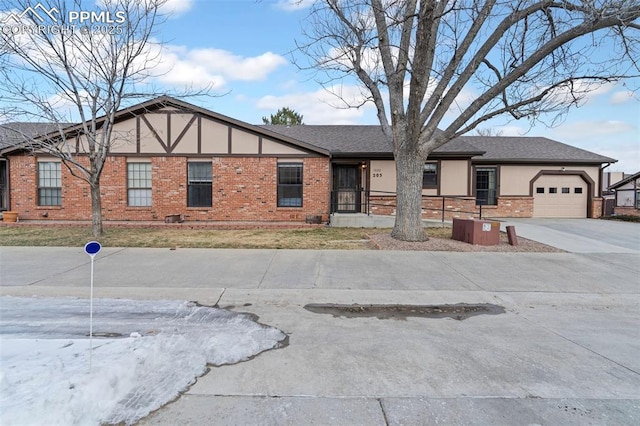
[533,174,588,218]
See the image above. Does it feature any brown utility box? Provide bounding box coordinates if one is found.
[452,218,500,245]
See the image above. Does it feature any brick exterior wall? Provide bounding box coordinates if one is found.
[591,198,604,218]
[613,206,640,217]
[8,154,330,222]
[480,196,534,218]
[368,195,539,219]
[368,195,478,220]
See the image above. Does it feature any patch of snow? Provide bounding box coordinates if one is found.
[0,297,287,426]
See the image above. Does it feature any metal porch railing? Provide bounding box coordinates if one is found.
[330,190,484,222]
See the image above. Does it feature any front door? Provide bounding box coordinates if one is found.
[333,165,360,213]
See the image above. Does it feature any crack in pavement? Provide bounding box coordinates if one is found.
[25,247,128,286]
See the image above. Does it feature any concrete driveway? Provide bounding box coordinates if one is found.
[498,218,640,253]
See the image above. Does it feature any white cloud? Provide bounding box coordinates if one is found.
[96,0,193,17]
[538,80,617,107]
[544,120,639,172]
[610,90,637,105]
[162,0,194,15]
[494,125,529,136]
[257,85,376,124]
[275,0,316,11]
[551,120,635,140]
[153,45,287,89]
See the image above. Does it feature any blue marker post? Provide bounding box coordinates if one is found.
[84,241,101,371]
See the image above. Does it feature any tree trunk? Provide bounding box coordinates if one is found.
[90,182,103,238]
[391,149,428,241]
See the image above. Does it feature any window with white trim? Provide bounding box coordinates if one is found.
[127,162,152,206]
[38,161,61,206]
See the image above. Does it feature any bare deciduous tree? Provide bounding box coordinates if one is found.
[0,0,170,237]
[298,0,640,241]
[475,128,504,137]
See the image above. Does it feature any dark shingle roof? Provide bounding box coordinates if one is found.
[258,125,483,157]
[1,112,615,165]
[260,125,615,163]
[0,122,68,150]
[464,136,616,163]
[258,125,392,154]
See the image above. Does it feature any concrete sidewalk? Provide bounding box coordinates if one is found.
[1,246,639,425]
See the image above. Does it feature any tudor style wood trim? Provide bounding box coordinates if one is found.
[197,115,202,154]
[140,114,168,152]
[136,116,141,153]
[166,113,171,152]
[170,114,197,153]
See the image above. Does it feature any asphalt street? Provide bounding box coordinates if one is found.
[1,218,639,425]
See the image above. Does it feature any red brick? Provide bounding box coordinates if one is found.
[8,154,330,223]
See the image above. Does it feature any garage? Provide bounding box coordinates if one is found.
[533,174,589,218]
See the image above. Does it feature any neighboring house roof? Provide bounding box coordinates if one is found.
[608,171,640,190]
[0,122,67,150]
[465,136,617,164]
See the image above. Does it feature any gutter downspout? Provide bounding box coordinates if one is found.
[600,162,612,216]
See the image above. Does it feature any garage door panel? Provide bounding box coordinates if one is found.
[533,175,587,218]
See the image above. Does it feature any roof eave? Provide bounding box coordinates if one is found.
[608,171,640,189]
[471,158,617,164]
[1,96,332,158]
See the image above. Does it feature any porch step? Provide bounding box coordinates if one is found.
[329,213,449,228]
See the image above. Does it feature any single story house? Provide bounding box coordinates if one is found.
[0,96,616,223]
[608,171,640,216]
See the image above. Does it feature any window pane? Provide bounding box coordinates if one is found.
[38,188,61,206]
[278,185,303,207]
[128,189,152,206]
[127,163,151,188]
[187,163,212,207]
[278,163,302,185]
[574,187,583,194]
[475,167,497,205]
[188,162,212,182]
[38,162,61,206]
[562,187,570,194]
[422,163,437,187]
[127,163,151,206]
[536,187,545,194]
[549,187,557,194]
[278,163,303,207]
[188,184,213,207]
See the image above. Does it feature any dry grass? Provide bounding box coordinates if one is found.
[0,225,388,250]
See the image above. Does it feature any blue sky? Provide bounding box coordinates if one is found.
[4,0,639,172]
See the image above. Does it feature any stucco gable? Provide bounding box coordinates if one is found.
[608,171,640,190]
